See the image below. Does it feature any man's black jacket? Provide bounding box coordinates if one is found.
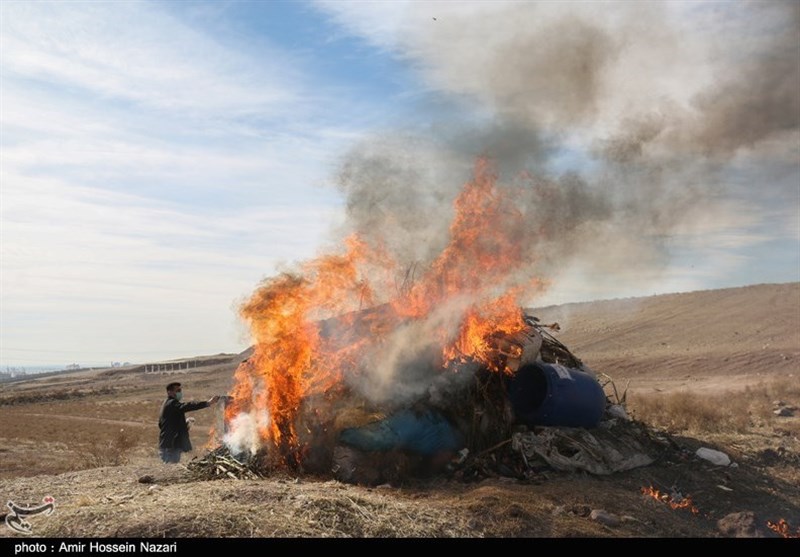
[158,397,209,451]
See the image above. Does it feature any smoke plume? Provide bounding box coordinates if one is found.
[227,2,799,447]
[318,0,799,404]
[330,0,799,296]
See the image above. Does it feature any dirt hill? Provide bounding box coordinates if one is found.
[532,282,799,393]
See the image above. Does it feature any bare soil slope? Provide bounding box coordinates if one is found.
[532,282,800,393]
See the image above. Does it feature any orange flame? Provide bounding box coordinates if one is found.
[227,158,547,463]
[641,485,700,515]
[766,519,800,538]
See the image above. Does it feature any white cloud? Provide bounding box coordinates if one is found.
[1,1,299,116]
[0,167,342,363]
[0,1,362,367]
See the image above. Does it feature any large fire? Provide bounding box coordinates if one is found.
[224,158,545,465]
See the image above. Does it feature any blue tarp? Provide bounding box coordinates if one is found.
[339,409,461,455]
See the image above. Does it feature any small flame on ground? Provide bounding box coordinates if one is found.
[641,485,700,515]
[766,519,800,538]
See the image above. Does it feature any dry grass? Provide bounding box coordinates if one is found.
[14,472,480,538]
[80,428,143,468]
[629,377,800,435]
[0,393,218,478]
[0,386,118,406]
[629,391,751,433]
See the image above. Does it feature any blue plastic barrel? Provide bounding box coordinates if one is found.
[506,362,606,428]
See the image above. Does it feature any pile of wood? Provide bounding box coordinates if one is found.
[186,446,263,480]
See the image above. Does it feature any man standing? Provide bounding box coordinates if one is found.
[158,382,219,463]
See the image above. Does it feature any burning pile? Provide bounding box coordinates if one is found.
[209,159,615,482]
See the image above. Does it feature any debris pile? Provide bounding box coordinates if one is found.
[187,446,263,480]
[192,313,689,485]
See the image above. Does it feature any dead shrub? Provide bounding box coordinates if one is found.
[80,428,142,468]
[629,391,751,434]
[744,377,800,406]
[630,376,799,434]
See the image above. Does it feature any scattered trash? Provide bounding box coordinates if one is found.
[695,447,731,466]
[512,421,657,475]
[772,400,796,417]
[716,485,733,492]
[606,404,630,421]
[589,509,620,527]
[446,448,469,471]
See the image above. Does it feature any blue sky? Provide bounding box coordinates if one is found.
[1,1,798,369]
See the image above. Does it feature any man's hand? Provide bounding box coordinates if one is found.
[208,395,220,406]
